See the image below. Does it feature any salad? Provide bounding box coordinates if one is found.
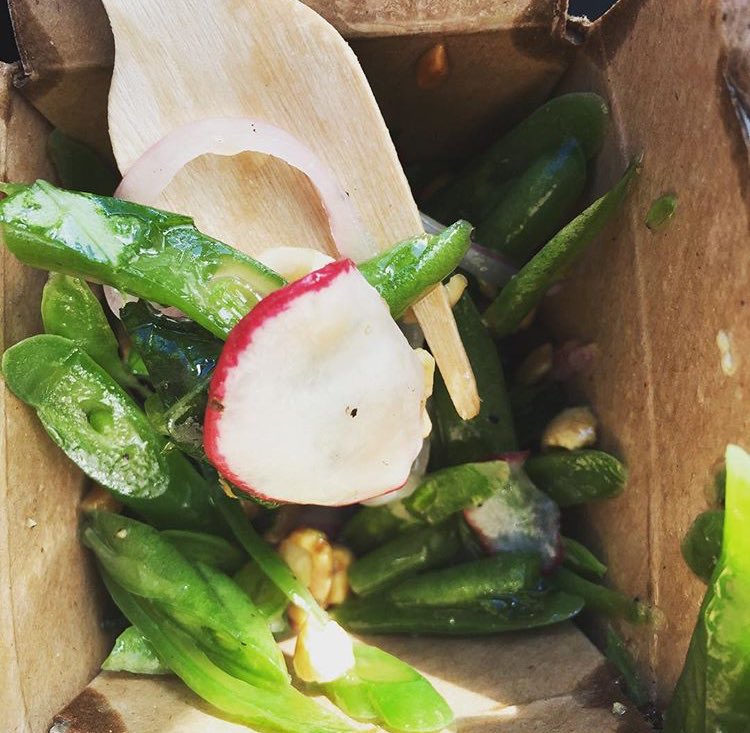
[0,91,746,733]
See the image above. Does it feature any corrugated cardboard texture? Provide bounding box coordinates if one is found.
[544,0,750,704]
[6,0,573,163]
[0,64,110,733]
[51,625,650,733]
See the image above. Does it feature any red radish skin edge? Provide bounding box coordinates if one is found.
[204,258,414,505]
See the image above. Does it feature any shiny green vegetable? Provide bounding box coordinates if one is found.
[404,459,511,524]
[645,193,677,231]
[348,519,463,596]
[0,181,284,338]
[562,536,607,579]
[121,300,221,405]
[339,502,415,556]
[551,567,650,624]
[333,591,584,635]
[387,553,541,606]
[41,273,140,392]
[102,625,170,675]
[604,626,649,707]
[432,293,516,467]
[426,92,609,223]
[1,335,219,531]
[484,158,640,337]
[161,530,246,574]
[233,560,289,633]
[681,509,723,583]
[325,644,453,733]
[47,129,119,195]
[524,449,627,507]
[666,445,750,733]
[476,138,586,267]
[100,570,355,733]
[358,220,472,319]
[84,512,288,686]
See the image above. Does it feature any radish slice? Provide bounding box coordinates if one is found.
[204,259,427,506]
[115,117,371,259]
[464,466,561,570]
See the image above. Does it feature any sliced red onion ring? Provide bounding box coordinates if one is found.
[116,116,370,259]
[419,211,517,288]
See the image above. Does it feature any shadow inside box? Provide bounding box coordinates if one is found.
[354,623,619,717]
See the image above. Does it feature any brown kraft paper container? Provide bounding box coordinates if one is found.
[1,0,749,730]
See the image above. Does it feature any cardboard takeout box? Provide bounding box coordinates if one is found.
[1,0,749,730]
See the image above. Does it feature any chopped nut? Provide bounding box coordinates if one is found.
[542,406,597,451]
[416,42,450,90]
[612,701,627,716]
[445,274,468,308]
[115,528,128,539]
[80,484,122,515]
[517,343,554,386]
[327,545,354,606]
[25,517,37,529]
[279,528,333,606]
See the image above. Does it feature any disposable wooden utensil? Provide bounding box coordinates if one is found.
[101,0,479,419]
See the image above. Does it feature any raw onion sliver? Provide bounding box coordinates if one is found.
[116,117,370,259]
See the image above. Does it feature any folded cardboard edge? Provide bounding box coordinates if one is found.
[548,0,750,706]
[5,0,577,160]
[0,62,110,732]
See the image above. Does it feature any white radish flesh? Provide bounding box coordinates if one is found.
[204,259,426,506]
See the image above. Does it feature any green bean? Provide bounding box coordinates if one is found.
[681,510,723,583]
[348,519,463,596]
[41,273,140,392]
[333,591,584,635]
[604,626,649,707]
[338,503,416,556]
[387,553,541,606]
[426,92,609,223]
[484,158,640,337]
[561,536,607,579]
[233,560,289,633]
[432,293,516,467]
[2,335,220,530]
[161,530,246,574]
[476,138,586,267]
[404,459,510,524]
[524,449,627,507]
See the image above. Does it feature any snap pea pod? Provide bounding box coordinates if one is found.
[348,519,464,596]
[665,444,750,733]
[333,591,585,635]
[325,644,453,733]
[604,626,650,707]
[233,560,289,633]
[100,571,356,733]
[145,380,209,459]
[41,273,140,392]
[551,567,651,624]
[1,335,220,531]
[338,502,416,556]
[0,181,472,335]
[121,300,221,405]
[681,509,724,583]
[83,511,288,686]
[358,219,472,319]
[426,92,609,223]
[387,553,541,606]
[102,625,170,675]
[47,128,119,195]
[524,449,627,507]
[476,138,586,267]
[404,459,511,525]
[432,293,516,467]
[484,158,640,337]
[161,530,246,574]
[0,180,284,338]
[562,536,607,579]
